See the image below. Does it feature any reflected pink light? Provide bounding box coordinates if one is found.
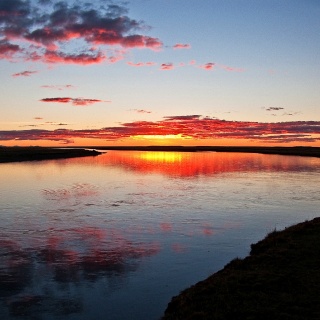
[160,223,173,232]
[171,243,187,253]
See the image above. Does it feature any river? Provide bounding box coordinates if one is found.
[1,151,320,319]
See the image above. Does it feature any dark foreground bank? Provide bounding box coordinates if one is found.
[163,217,320,320]
[0,147,102,163]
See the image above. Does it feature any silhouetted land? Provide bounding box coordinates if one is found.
[163,217,320,320]
[80,146,320,158]
[1,146,320,163]
[0,147,102,163]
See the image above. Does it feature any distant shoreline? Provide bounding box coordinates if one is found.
[1,146,320,163]
[0,146,102,163]
[76,145,320,158]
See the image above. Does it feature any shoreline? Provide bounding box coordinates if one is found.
[1,146,320,163]
[75,145,320,158]
[162,217,320,319]
[0,146,102,163]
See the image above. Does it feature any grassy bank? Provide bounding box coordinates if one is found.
[163,218,320,320]
[0,147,102,163]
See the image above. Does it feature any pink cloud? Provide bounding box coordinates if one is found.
[0,1,163,65]
[160,63,174,70]
[40,97,109,106]
[199,62,215,70]
[72,98,109,106]
[12,70,38,77]
[173,43,191,50]
[0,40,21,59]
[219,64,245,72]
[127,61,156,67]
[42,50,106,65]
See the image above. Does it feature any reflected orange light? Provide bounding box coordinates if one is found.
[79,150,318,178]
[138,152,182,163]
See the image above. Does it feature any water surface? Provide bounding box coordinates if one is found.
[1,151,320,319]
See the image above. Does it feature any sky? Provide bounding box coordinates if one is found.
[0,0,320,147]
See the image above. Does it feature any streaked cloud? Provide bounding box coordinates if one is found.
[0,0,163,65]
[265,107,285,111]
[197,62,244,72]
[219,65,245,72]
[127,61,157,67]
[41,84,75,90]
[40,97,109,106]
[173,43,191,50]
[1,116,319,144]
[12,70,38,77]
[131,109,152,114]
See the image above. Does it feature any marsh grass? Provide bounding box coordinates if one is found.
[0,147,101,162]
[163,218,320,320]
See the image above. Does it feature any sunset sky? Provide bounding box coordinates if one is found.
[1,0,320,146]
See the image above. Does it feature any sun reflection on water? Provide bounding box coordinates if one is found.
[137,151,182,163]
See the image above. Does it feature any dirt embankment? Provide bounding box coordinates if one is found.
[163,217,320,320]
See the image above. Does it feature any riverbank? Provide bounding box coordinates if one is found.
[1,146,320,162]
[163,217,320,320]
[0,147,102,163]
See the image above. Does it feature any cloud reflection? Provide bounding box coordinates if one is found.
[0,226,160,317]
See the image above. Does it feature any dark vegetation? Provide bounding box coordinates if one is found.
[0,146,102,163]
[162,217,320,320]
[80,146,320,158]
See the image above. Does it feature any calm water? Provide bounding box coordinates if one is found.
[1,151,320,319]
